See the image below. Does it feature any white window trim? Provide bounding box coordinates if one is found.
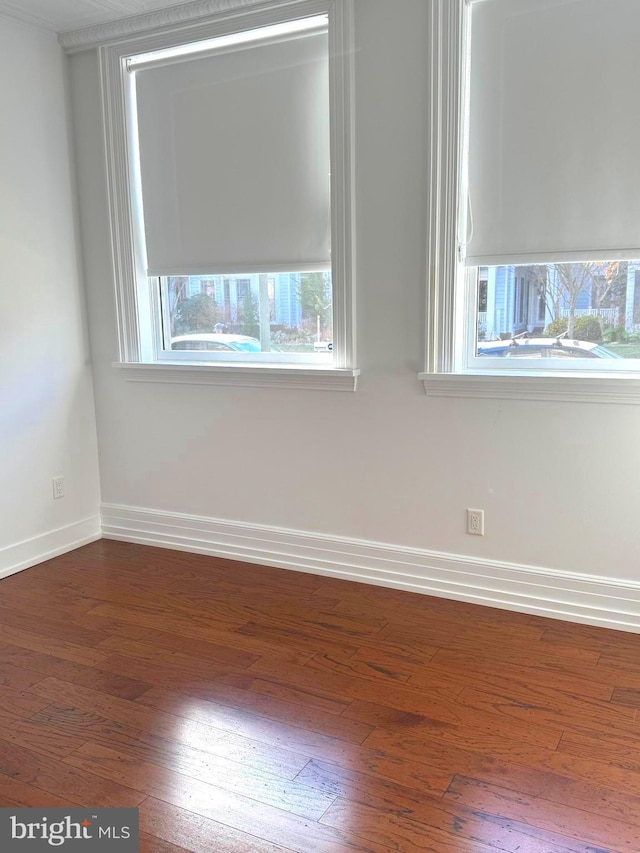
[419,0,640,404]
[99,0,357,391]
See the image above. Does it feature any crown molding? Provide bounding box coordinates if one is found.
[58,0,280,52]
[0,5,56,32]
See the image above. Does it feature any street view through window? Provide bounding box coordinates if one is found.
[476,261,640,360]
[161,272,333,356]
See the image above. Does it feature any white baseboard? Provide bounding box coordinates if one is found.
[101,504,640,633]
[0,516,102,581]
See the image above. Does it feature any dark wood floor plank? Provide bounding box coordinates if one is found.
[96,648,351,710]
[456,683,640,742]
[0,707,85,758]
[139,671,352,734]
[108,624,315,668]
[0,773,80,808]
[424,647,614,700]
[60,688,450,801]
[0,683,50,718]
[247,604,388,640]
[611,687,640,708]
[84,604,311,663]
[1,539,640,851]
[46,703,306,796]
[0,585,101,619]
[0,741,145,808]
[534,618,640,651]
[319,796,599,853]
[335,595,545,642]
[214,670,352,716]
[308,648,419,685]
[235,620,360,661]
[313,579,536,625]
[0,627,108,667]
[86,601,257,641]
[244,653,463,711]
[66,668,152,701]
[135,685,373,748]
[0,661,46,692]
[295,757,450,814]
[0,642,151,700]
[249,661,563,756]
[96,634,259,673]
[134,627,283,667]
[557,729,640,773]
[64,741,336,821]
[139,790,384,853]
[139,831,194,853]
[362,714,560,764]
[0,603,111,647]
[0,583,151,640]
[139,797,299,853]
[456,757,640,828]
[445,775,638,853]
[27,678,309,780]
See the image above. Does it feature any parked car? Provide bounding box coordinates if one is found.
[171,333,262,353]
[477,338,621,359]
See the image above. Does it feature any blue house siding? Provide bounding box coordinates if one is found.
[274,273,302,327]
[484,261,636,339]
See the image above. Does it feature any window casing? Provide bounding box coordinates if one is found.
[422,0,640,400]
[100,0,356,389]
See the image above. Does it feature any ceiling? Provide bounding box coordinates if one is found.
[0,0,194,33]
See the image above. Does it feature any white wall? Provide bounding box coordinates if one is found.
[0,16,101,574]
[69,1,640,608]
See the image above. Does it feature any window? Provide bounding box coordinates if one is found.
[100,0,357,390]
[422,0,640,400]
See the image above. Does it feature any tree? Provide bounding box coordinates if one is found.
[590,261,626,320]
[532,262,606,338]
[173,294,219,335]
[298,273,332,337]
[168,276,189,331]
[239,291,259,339]
[532,262,621,337]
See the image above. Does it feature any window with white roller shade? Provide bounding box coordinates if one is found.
[465,0,640,268]
[100,0,356,383]
[421,0,640,391]
[133,22,331,276]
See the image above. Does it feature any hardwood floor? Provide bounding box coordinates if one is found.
[0,540,639,851]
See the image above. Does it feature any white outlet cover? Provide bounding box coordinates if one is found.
[467,508,484,536]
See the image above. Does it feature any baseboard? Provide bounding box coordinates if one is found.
[101,503,640,633]
[0,516,102,580]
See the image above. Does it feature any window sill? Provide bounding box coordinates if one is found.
[418,371,640,404]
[114,361,359,391]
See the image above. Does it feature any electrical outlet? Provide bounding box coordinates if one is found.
[467,508,484,536]
[52,476,64,500]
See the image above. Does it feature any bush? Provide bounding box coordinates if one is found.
[604,325,628,343]
[544,315,603,341]
[573,315,603,342]
[173,294,218,335]
[543,318,568,338]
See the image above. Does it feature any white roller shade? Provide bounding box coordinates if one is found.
[466,0,640,266]
[134,28,330,275]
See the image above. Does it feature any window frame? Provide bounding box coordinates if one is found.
[419,0,640,404]
[100,0,358,391]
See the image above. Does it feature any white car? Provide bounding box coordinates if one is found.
[171,333,262,353]
[477,338,621,359]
